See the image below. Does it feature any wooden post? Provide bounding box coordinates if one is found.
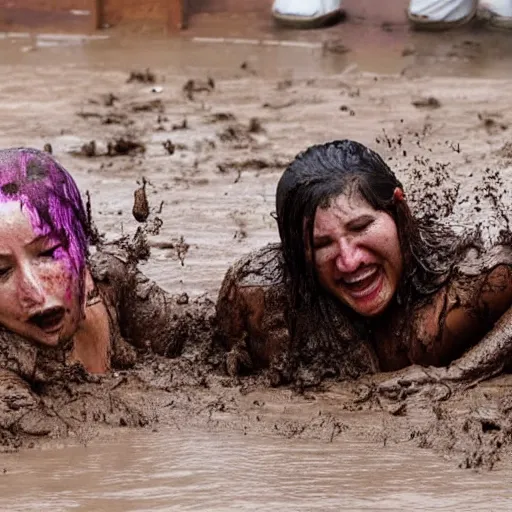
[90,0,101,31]
[168,0,186,31]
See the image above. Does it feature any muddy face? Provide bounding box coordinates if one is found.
[312,192,403,317]
[0,201,81,346]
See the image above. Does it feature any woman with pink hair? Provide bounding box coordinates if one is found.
[0,148,203,385]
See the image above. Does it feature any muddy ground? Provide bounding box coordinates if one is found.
[0,32,511,469]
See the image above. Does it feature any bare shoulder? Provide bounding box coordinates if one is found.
[216,243,286,321]
[456,243,512,277]
[88,246,132,291]
[222,243,285,288]
[453,243,512,314]
[216,243,290,373]
[408,243,511,366]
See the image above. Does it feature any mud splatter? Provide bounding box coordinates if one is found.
[127,69,156,84]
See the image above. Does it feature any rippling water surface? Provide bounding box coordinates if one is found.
[1,429,511,511]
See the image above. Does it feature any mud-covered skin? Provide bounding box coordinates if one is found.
[215,243,290,377]
[217,242,512,389]
[0,246,198,384]
[216,243,379,384]
[90,247,210,359]
[0,246,213,447]
[380,245,512,397]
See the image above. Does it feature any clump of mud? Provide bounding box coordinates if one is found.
[107,137,146,157]
[132,177,150,222]
[183,78,215,101]
[127,69,156,84]
[411,96,441,109]
[70,136,146,158]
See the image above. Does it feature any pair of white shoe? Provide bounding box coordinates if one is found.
[409,0,512,28]
[271,0,344,27]
[272,0,512,29]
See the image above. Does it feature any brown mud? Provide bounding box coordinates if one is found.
[0,32,511,469]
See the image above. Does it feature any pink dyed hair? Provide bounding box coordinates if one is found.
[0,148,89,307]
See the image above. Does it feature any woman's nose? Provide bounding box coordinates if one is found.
[335,238,363,274]
[17,265,45,309]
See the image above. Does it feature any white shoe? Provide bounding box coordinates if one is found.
[272,0,344,28]
[479,0,512,28]
[408,0,477,28]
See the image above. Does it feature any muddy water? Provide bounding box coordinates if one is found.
[2,34,510,297]
[1,22,512,505]
[1,429,511,511]
[3,23,512,79]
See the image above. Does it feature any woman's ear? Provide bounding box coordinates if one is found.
[393,187,405,203]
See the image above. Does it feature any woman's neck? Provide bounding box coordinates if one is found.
[69,269,111,373]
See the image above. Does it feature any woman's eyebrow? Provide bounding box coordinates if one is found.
[25,234,50,248]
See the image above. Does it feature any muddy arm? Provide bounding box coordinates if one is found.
[90,249,212,357]
[451,305,512,380]
[380,264,512,397]
[431,262,512,382]
[434,262,512,381]
[0,326,74,384]
[450,253,512,380]
[119,268,211,357]
[0,368,40,432]
[379,306,512,399]
[215,244,291,377]
[216,278,290,376]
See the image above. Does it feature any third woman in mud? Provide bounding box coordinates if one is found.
[216,140,512,390]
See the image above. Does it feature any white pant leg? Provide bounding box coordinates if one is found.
[479,0,512,26]
[272,0,342,19]
[408,0,477,24]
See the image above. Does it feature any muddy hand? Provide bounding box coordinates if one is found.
[0,370,40,425]
[225,343,253,377]
[378,364,463,400]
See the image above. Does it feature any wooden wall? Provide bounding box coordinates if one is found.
[0,0,408,34]
[100,0,167,25]
[0,0,98,32]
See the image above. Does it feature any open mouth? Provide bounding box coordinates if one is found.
[28,307,66,334]
[339,266,383,300]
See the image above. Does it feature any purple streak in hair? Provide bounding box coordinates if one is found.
[0,148,89,308]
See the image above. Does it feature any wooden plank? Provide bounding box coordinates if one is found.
[0,0,99,33]
[187,0,271,15]
[101,0,167,25]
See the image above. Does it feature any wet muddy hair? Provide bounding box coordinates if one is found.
[0,148,89,308]
[275,140,459,374]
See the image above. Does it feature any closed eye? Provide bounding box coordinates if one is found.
[351,220,372,232]
[313,237,332,250]
[39,244,61,258]
[0,266,11,280]
[348,216,374,233]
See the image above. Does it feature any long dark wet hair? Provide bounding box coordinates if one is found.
[275,140,460,377]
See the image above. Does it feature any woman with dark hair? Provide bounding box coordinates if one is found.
[0,148,204,388]
[216,140,511,389]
